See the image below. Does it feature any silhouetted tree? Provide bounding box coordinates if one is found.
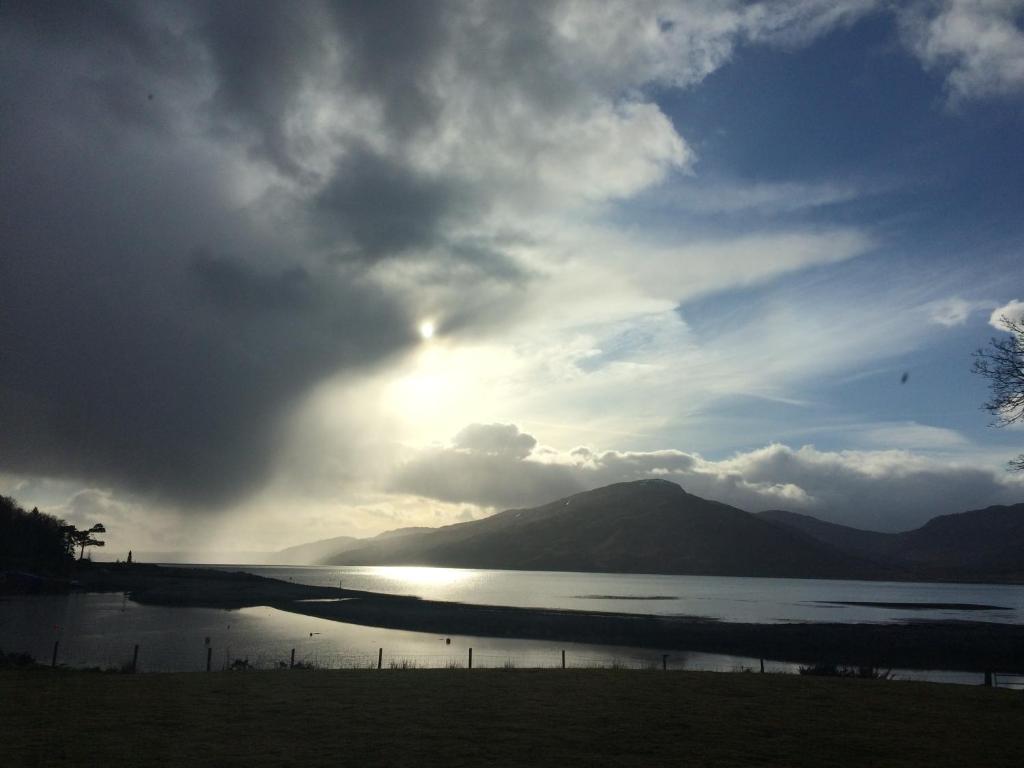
[69,523,107,561]
[974,315,1024,470]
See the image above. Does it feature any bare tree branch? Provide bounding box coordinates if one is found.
[973,315,1024,470]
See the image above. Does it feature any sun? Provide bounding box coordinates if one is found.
[418,320,435,340]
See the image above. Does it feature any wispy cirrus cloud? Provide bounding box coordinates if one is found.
[926,296,994,326]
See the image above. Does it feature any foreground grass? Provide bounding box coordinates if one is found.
[2,669,1021,768]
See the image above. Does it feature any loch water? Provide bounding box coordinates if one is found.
[2,566,1021,685]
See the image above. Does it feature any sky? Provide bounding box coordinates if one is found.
[2,0,1023,556]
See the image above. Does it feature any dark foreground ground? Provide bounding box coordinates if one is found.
[2,668,1021,768]
[50,563,1024,671]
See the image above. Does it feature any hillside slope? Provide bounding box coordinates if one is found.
[273,527,438,565]
[273,535,362,565]
[756,510,896,561]
[322,480,880,578]
[758,504,1024,581]
[883,504,1024,579]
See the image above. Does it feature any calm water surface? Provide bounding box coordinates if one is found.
[0,593,765,674]
[208,565,1024,625]
[0,593,1010,686]
[3,567,1021,684]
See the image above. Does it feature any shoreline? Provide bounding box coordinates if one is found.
[9,563,1024,672]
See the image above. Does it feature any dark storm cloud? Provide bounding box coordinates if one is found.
[314,147,477,258]
[202,1,331,175]
[326,0,449,138]
[201,1,449,175]
[0,234,408,506]
[0,2,424,507]
[3,0,571,510]
[5,1,173,67]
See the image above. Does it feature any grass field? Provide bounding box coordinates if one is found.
[2,669,1021,767]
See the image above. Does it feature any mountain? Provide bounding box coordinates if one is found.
[756,510,895,561]
[271,527,436,565]
[272,535,362,565]
[373,527,435,540]
[758,504,1024,581]
[320,479,882,579]
[891,504,1024,577]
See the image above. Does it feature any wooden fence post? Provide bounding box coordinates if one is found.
[290,648,295,669]
[51,640,59,668]
[562,650,566,669]
[984,671,993,687]
[468,648,473,669]
[378,648,383,669]
[662,654,668,671]
[131,644,139,673]
[206,646,212,672]
[760,658,765,673]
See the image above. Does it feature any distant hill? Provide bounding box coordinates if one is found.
[892,505,1024,578]
[758,504,1024,582]
[272,526,437,565]
[756,510,896,561]
[373,526,436,540]
[320,480,882,579]
[272,535,362,565]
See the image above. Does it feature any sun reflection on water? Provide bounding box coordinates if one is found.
[365,566,478,588]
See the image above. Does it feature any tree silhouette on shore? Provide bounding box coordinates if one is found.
[68,523,107,561]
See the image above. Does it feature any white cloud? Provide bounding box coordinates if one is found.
[989,298,1024,329]
[899,0,1024,103]
[392,424,1024,532]
[742,0,881,46]
[713,442,1022,528]
[453,423,538,460]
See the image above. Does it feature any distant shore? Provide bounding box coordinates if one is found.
[13,563,1024,672]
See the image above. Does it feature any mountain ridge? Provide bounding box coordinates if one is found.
[757,503,1024,581]
[278,481,1022,581]
[318,480,888,579]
